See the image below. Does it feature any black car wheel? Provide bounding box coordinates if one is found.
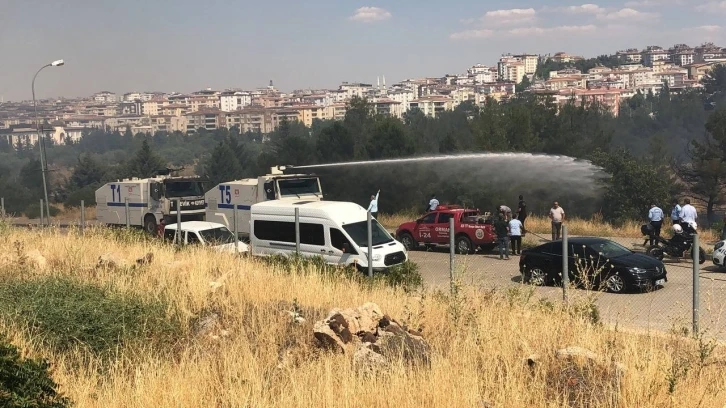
[398,232,417,251]
[646,245,665,261]
[456,236,473,255]
[605,274,627,294]
[525,266,547,286]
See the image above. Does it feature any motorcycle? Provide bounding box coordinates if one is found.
[641,223,706,264]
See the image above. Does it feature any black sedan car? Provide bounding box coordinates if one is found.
[519,237,667,293]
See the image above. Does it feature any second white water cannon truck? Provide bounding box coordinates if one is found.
[204,165,323,238]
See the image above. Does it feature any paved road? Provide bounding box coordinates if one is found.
[409,236,726,339]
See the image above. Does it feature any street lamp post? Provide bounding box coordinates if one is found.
[32,59,64,225]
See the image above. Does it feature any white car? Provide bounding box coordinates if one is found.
[712,240,726,268]
[164,221,249,253]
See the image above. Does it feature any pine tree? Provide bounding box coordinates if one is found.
[125,140,166,178]
[203,142,243,187]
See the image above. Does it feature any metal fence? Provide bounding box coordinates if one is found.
[1,196,722,339]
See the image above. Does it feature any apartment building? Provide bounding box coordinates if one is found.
[497,57,526,83]
[641,46,669,67]
[160,104,187,117]
[409,96,453,118]
[93,91,118,103]
[339,82,374,99]
[559,88,622,116]
[545,76,586,91]
[550,52,582,64]
[514,54,538,75]
[694,43,726,63]
[372,99,403,118]
[669,44,695,66]
[616,49,642,64]
[220,91,252,111]
[185,108,223,132]
[687,63,720,81]
[143,97,168,117]
[271,108,302,129]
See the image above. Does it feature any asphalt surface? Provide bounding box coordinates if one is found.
[408,236,726,339]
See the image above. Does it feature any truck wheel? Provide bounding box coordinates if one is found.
[398,232,417,250]
[143,215,157,236]
[455,235,473,254]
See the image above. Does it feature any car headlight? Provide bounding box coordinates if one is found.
[716,241,725,250]
[628,267,647,274]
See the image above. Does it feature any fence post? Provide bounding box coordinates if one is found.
[294,207,300,256]
[176,199,182,246]
[1,197,5,218]
[80,200,85,236]
[449,216,455,295]
[124,198,130,228]
[40,199,44,227]
[693,232,700,335]
[367,210,373,278]
[562,225,569,304]
[233,205,239,254]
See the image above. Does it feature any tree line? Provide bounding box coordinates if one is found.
[1,65,725,223]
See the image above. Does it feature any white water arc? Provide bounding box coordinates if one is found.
[296,153,607,194]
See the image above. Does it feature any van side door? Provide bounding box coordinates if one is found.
[328,227,358,266]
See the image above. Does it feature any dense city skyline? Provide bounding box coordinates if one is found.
[2,0,725,101]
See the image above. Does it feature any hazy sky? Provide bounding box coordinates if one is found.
[1,0,724,101]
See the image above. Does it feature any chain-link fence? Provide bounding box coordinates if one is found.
[3,196,724,339]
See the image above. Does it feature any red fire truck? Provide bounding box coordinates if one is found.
[395,205,497,254]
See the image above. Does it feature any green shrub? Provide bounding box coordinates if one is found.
[0,335,70,408]
[63,186,95,208]
[23,203,61,219]
[382,261,423,291]
[0,277,183,358]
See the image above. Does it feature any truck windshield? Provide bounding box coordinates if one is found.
[342,220,394,247]
[277,178,321,197]
[165,181,205,198]
[199,227,237,245]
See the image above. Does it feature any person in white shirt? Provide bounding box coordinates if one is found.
[428,194,439,212]
[679,198,698,231]
[367,190,380,219]
[549,201,565,240]
[509,215,524,255]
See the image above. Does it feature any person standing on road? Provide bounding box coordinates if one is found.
[648,203,664,246]
[517,195,527,228]
[367,190,380,219]
[427,194,439,212]
[550,201,565,241]
[670,199,682,225]
[680,198,698,231]
[509,214,524,255]
[493,214,510,260]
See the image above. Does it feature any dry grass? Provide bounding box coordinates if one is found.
[378,212,720,243]
[1,224,726,407]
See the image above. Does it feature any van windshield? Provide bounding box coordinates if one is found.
[342,220,394,247]
[199,227,237,245]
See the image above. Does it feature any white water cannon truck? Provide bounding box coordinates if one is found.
[95,169,207,234]
[205,165,323,238]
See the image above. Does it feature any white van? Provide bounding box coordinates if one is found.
[164,221,249,253]
[250,200,407,271]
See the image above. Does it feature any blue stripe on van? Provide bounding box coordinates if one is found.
[217,204,251,210]
[108,202,148,208]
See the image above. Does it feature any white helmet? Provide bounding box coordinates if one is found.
[673,224,683,234]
